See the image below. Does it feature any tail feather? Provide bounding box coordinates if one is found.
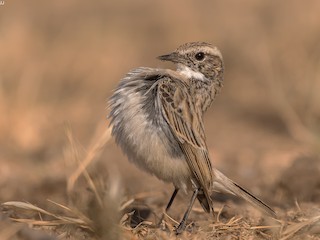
[212,169,277,217]
[197,193,212,213]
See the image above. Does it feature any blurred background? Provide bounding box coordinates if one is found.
[0,0,320,224]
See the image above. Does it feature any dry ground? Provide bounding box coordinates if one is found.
[0,1,320,239]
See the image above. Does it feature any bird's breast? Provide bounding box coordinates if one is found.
[109,72,191,191]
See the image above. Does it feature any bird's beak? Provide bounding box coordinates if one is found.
[157,52,179,63]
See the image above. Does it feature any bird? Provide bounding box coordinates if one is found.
[108,42,276,234]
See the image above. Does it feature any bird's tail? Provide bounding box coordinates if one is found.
[212,168,277,217]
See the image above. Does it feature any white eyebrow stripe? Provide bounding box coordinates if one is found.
[183,46,223,60]
[177,65,205,81]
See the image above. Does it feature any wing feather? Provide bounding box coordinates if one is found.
[157,77,213,204]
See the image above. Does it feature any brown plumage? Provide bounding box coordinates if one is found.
[108,42,276,234]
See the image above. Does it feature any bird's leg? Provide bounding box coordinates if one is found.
[175,188,199,234]
[158,188,179,229]
[165,188,179,212]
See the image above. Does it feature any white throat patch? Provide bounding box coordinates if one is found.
[178,65,205,81]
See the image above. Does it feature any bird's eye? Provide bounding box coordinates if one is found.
[195,52,205,61]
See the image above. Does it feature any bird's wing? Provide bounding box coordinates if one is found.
[157,77,213,204]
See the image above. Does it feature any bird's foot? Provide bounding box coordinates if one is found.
[175,220,186,235]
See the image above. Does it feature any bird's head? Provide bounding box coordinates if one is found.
[158,42,224,84]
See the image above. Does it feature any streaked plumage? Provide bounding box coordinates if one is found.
[108,42,276,234]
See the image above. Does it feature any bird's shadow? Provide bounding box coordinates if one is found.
[126,206,153,228]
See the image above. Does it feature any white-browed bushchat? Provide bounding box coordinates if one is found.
[108,42,276,234]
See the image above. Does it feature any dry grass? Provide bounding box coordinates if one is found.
[2,186,320,239]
